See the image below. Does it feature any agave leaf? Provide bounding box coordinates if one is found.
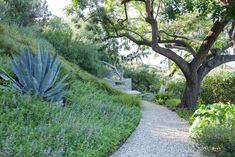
[39,48,46,82]
[20,74,32,92]
[44,74,69,96]
[12,83,23,91]
[48,90,70,102]
[0,73,22,89]
[44,83,69,97]
[11,55,27,86]
[34,49,43,84]
[17,57,35,91]
[0,73,11,81]
[58,74,69,84]
[39,51,51,92]
[51,52,58,67]
[31,76,40,95]
[50,62,61,87]
[20,51,31,75]
[40,60,61,93]
[11,51,34,91]
[26,49,34,76]
[50,67,60,86]
[34,58,43,89]
[50,63,61,86]
[19,56,34,89]
[40,49,49,78]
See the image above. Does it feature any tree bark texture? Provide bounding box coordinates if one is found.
[181,80,200,108]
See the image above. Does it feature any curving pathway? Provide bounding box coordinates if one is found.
[111,101,203,157]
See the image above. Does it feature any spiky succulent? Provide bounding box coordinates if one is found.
[0,49,70,102]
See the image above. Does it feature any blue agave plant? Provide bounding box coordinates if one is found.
[0,49,70,102]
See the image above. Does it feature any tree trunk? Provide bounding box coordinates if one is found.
[180,75,200,108]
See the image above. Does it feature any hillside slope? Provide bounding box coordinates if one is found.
[0,22,141,157]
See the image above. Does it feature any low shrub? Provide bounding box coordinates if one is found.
[176,107,196,122]
[190,103,235,157]
[165,98,181,108]
[155,78,184,107]
[166,78,185,99]
[112,94,140,107]
[191,103,235,131]
[193,125,235,157]
[124,67,162,93]
[200,70,235,104]
[155,92,171,105]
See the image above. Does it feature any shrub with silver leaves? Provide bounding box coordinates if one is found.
[0,49,70,102]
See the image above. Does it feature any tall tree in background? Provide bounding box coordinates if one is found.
[70,0,235,107]
[3,0,51,26]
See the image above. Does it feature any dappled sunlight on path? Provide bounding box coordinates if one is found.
[111,101,203,157]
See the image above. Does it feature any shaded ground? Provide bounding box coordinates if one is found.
[111,101,203,157]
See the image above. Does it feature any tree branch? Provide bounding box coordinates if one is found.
[107,33,151,46]
[159,30,202,44]
[100,61,123,80]
[152,45,190,77]
[165,45,194,53]
[124,28,149,42]
[120,0,146,23]
[222,40,234,51]
[228,20,235,40]
[155,0,162,19]
[191,20,228,69]
[121,0,146,4]
[159,39,196,56]
[120,2,128,23]
[198,55,235,80]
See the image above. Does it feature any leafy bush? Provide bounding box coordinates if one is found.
[191,103,235,132]
[190,103,235,157]
[155,92,171,105]
[193,125,235,157]
[155,78,183,108]
[42,17,107,76]
[112,94,140,107]
[124,67,162,93]
[165,98,181,108]
[0,49,69,102]
[166,78,185,98]
[176,107,196,122]
[155,78,184,107]
[200,70,235,104]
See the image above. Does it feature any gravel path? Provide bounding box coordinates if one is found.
[111,101,203,157]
